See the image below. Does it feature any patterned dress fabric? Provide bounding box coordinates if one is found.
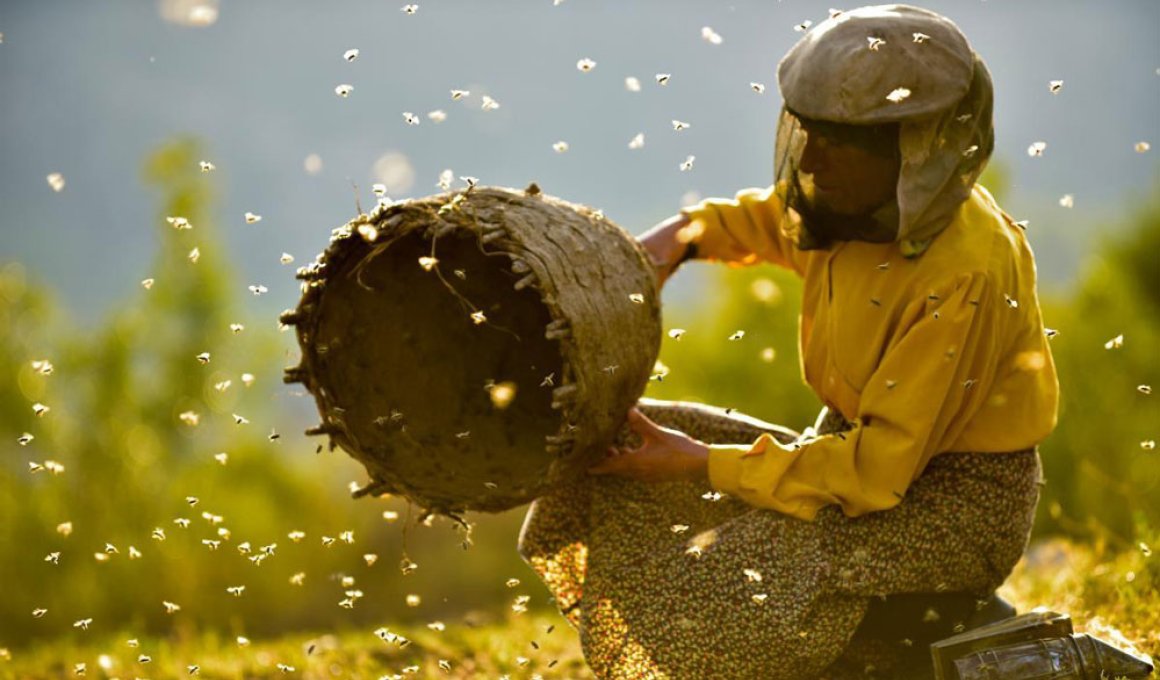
[518,400,1041,679]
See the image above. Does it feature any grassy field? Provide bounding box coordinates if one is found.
[1000,538,1158,663]
[0,611,591,680]
[3,539,1155,679]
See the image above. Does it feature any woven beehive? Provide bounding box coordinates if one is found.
[281,185,662,515]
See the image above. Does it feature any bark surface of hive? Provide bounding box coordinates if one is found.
[285,186,662,514]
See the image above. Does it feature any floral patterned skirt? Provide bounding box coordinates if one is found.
[517,399,1041,679]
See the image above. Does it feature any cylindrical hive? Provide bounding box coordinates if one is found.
[283,185,662,514]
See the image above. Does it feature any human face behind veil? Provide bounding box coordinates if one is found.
[778,113,903,246]
[797,116,901,218]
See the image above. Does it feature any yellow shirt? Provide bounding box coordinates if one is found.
[680,183,1059,520]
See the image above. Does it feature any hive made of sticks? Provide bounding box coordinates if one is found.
[282,185,662,515]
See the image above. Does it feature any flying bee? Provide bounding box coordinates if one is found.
[886,87,911,104]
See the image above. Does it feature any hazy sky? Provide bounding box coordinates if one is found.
[1,0,1158,324]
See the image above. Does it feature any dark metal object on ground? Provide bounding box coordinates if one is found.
[282,185,661,516]
[951,635,1154,679]
[932,610,1154,679]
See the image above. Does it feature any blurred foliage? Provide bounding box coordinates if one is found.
[1035,186,1160,543]
[976,160,1011,203]
[0,139,537,648]
[0,139,1156,651]
[646,264,820,433]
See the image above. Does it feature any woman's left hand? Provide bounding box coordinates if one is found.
[588,407,710,483]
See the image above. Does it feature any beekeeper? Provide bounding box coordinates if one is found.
[521,5,1064,678]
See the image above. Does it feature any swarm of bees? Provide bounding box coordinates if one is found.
[12,3,1157,678]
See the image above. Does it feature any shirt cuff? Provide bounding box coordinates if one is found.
[706,435,822,520]
[707,444,751,496]
[706,433,778,494]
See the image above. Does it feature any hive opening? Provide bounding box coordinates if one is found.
[311,225,565,510]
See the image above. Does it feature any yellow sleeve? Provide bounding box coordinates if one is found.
[679,185,806,274]
[707,272,999,520]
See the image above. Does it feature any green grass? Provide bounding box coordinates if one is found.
[0,611,592,679]
[1001,538,1158,661]
[4,539,1155,679]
